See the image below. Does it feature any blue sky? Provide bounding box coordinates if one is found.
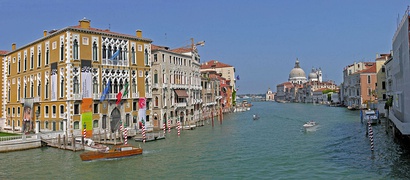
[1,0,409,94]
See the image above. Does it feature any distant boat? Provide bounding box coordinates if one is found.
[79,145,142,161]
[183,124,196,130]
[303,121,317,128]
[361,109,379,124]
[253,114,260,120]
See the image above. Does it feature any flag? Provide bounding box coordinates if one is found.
[111,49,120,60]
[236,75,240,80]
[100,81,111,102]
[116,83,129,105]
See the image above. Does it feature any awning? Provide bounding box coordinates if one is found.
[174,89,189,98]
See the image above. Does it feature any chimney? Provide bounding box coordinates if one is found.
[43,30,47,37]
[12,43,16,51]
[136,30,142,38]
[79,18,91,29]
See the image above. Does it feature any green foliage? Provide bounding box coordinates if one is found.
[386,96,393,107]
[0,132,19,137]
[322,89,336,94]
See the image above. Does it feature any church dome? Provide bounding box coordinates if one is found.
[308,68,317,80]
[289,59,306,79]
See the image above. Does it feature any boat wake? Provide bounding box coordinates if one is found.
[303,125,320,132]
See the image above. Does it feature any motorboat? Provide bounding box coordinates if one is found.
[80,145,143,161]
[75,138,108,152]
[253,114,260,120]
[361,109,379,124]
[183,124,196,130]
[303,121,317,128]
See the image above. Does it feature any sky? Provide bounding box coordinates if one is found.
[1,0,409,94]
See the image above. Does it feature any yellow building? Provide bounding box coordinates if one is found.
[3,19,152,136]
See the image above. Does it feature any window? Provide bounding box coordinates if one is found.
[82,37,89,45]
[7,60,10,75]
[52,105,56,117]
[60,72,64,98]
[60,105,64,117]
[382,81,386,90]
[45,121,49,129]
[368,88,371,96]
[17,84,20,101]
[125,114,130,127]
[154,70,158,84]
[74,121,79,129]
[154,54,157,62]
[7,87,10,102]
[102,44,106,59]
[367,75,371,84]
[74,104,80,115]
[92,42,98,61]
[24,55,27,71]
[30,52,34,69]
[382,66,385,72]
[30,82,34,97]
[93,103,99,114]
[131,46,136,64]
[155,96,159,107]
[73,39,79,60]
[73,77,79,94]
[93,77,98,94]
[45,47,49,65]
[93,120,98,128]
[60,42,64,61]
[45,106,49,117]
[108,45,112,59]
[45,80,49,99]
[37,50,41,67]
[102,115,107,129]
[18,56,21,72]
[37,81,41,97]
[133,101,137,111]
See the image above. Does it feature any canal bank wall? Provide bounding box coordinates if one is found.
[0,135,41,152]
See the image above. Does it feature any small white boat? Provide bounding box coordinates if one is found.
[253,114,260,120]
[303,121,317,128]
[361,109,379,124]
[183,125,196,130]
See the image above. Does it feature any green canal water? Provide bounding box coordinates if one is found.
[2,102,410,179]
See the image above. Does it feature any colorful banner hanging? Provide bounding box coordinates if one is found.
[138,98,146,127]
[81,60,92,98]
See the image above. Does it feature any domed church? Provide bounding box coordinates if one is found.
[288,59,307,84]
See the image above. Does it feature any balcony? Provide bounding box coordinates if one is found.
[73,94,82,100]
[152,83,159,89]
[20,97,41,104]
[146,92,152,98]
[176,102,187,108]
[102,59,129,67]
[132,92,140,98]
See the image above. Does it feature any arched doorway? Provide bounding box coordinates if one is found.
[110,108,121,133]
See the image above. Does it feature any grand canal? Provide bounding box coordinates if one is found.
[2,101,410,179]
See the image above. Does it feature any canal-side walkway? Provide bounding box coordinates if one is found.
[0,134,41,152]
